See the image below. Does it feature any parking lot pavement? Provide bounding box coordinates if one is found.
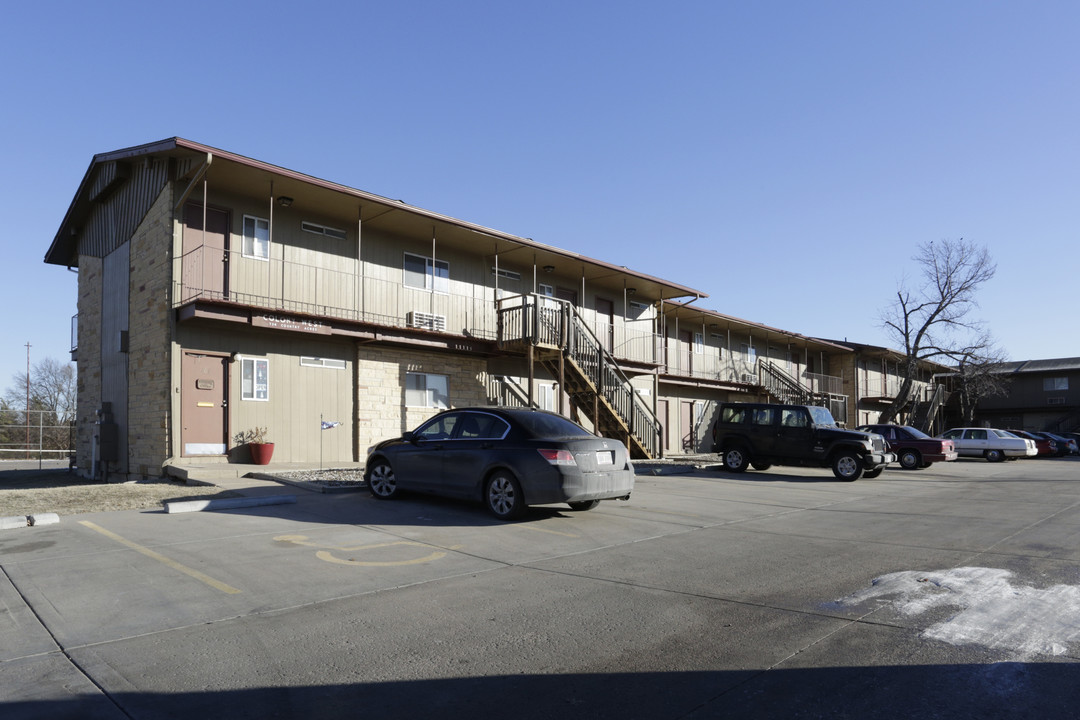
[2,457,1079,718]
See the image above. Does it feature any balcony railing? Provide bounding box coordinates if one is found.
[174,245,662,365]
[804,371,845,397]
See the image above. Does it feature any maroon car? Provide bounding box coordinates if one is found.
[1006,429,1056,457]
[856,424,958,470]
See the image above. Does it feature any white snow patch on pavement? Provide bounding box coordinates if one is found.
[832,567,1080,657]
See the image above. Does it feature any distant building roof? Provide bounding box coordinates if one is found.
[992,357,1080,374]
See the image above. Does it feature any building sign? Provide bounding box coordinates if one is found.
[252,314,331,335]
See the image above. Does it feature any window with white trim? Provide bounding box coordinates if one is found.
[403,252,449,293]
[693,333,704,355]
[300,356,346,369]
[538,383,556,412]
[491,267,522,282]
[406,372,449,408]
[302,221,347,240]
[242,216,270,260]
[241,357,269,401]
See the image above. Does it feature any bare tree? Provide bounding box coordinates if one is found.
[877,238,999,425]
[952,352,1012,425]
[2,357,77,452]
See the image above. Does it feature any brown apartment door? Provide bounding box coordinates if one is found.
[679,330,693,376]
[182,202,230,302]
[181,351,229,456]
[681,400,696,452]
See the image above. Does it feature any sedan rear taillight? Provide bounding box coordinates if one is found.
[537,448,577,466]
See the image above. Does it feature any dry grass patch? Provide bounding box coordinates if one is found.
[0,468,240,517]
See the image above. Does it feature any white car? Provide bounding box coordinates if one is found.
[938,428,1038,462]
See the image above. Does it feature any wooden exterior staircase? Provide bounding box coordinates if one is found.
[497,294,661,459]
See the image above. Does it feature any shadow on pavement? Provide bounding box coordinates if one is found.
[5,662,1077,719]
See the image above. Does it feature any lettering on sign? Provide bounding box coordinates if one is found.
[252,315,331,335]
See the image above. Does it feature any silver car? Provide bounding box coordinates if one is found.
[938,427,1038,462]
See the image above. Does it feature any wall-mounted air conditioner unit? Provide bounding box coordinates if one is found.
[741,373,758,384]
[407,311,447,332]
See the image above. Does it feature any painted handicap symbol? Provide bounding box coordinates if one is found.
[274,534,460,566]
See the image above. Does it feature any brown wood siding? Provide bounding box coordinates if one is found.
[79,159,171,259]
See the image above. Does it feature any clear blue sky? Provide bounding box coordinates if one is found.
[1,1,1076,392]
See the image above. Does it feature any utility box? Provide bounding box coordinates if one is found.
[97,402,119,462]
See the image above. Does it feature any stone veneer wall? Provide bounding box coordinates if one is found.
[125,186,175,478]
[74,257,103,478]
[355,346,488,454]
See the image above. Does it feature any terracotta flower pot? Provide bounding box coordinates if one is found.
[249,442,275,465]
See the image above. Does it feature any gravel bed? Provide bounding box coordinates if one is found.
[270,468,366,489]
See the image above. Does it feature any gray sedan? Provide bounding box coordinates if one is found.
[364,407,635,519]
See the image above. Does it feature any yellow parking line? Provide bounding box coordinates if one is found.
[514,524,578,538]
[79,521,241,595]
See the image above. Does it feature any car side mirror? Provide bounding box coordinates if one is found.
[402,431,416,443]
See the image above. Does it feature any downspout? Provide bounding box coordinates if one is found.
[430,228,436,316]
[362,207,367,321]
[269,181,274,305]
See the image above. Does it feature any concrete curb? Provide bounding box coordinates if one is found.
[1,515,29,530]
[164,494,297,514]
[634,464,699,476]
[1,513,61,530]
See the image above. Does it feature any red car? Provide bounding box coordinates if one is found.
[856,424,958,470]
[1006,429,1056,457]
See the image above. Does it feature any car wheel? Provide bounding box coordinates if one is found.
[750,462,772,471]
[567,500,601,511]
[832,451,863,481]
[722,446,750,472]
[486,471,525,520]
[898,449,922,470]
[863,467,884,479]
[985,449,1004,463]
[367,459,398,499]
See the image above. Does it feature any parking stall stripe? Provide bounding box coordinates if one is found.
[79,520,242,595]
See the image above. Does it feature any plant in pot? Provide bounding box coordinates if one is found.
[236,427,274,465]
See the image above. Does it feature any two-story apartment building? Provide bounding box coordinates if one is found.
[969,358,1080,432]
[48,138,957,481]
[46,138,713,481]
[825,341,952,434]
[656,301,851,452]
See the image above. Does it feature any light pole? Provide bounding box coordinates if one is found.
[25,342,31,460]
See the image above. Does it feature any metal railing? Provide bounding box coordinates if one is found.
[497,293,662,458]
[0,410,75,466]
[174,245,662,365]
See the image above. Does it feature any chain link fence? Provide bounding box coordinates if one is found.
[0,409,75,469]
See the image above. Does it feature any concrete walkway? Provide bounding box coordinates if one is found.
[164,461,366,496]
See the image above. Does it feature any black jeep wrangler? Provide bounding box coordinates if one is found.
[712,402,895,481]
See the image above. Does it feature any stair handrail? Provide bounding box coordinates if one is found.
[496,293,661,457]
[561,301,661,457]
[761,360,813,405]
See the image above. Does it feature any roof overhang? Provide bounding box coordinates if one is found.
[46,138,707,302]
